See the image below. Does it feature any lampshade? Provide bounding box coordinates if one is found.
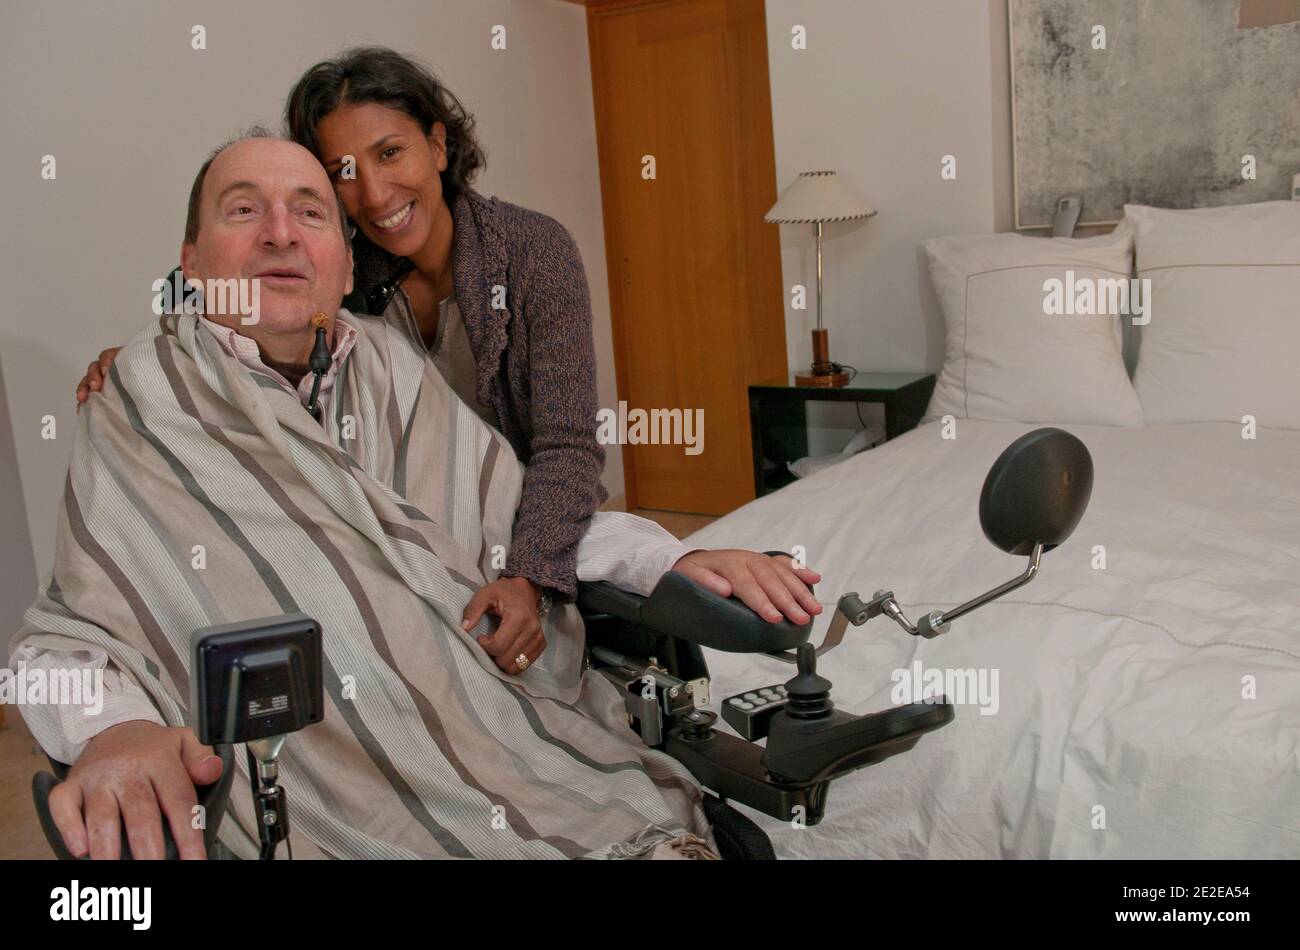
[764,170,876,223]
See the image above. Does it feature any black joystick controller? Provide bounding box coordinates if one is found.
[782,643,833,719]
[720,643,834,741]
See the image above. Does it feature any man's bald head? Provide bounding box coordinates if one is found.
[183,127,352,250]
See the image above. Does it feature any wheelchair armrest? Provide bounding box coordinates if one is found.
[576,578,650,627]
[577,555,813,655]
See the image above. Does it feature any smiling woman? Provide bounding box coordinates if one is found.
[281,47,613,657]
[75,48,615,675]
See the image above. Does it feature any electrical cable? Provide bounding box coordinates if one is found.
[831,363,871,432]
[304,312,332,421]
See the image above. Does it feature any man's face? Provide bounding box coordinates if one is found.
[181,138,353,341]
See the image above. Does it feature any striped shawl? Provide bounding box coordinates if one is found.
[13,310,717,860]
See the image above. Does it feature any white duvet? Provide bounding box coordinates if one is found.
[682,421,1300,858]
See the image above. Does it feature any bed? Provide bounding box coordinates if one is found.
[682,418,1300,858]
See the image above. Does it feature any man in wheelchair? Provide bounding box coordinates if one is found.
[12,132,827,861]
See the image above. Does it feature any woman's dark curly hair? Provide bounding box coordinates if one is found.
[284,46,486,208]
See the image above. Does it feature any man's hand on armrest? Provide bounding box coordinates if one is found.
[671,550,822,625]
[49,721,224,860]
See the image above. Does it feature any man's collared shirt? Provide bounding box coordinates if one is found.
[198,312,359,413]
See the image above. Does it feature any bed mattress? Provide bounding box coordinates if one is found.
[681,421,1300,858]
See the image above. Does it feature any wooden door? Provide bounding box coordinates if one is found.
[585,0,787,513]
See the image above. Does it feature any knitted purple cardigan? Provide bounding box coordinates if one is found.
[352,187,608,600]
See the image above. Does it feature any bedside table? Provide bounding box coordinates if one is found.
[748,372,936,497]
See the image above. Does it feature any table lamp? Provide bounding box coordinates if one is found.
[765,170,876,386]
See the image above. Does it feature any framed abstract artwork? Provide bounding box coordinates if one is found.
[1009,0,1300,228]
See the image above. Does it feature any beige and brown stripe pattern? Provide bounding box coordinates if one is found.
[14,310,718,860]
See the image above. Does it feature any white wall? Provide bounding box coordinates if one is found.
[0,361,38,654]
[765,0,1012,453]
[0,0,621,643]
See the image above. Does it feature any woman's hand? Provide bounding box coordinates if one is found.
[75,347,122,411]
[461,575,546,676]
[671,550,823,625]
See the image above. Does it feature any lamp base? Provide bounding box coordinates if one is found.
[795,369,849,387]
[795,328,849,387]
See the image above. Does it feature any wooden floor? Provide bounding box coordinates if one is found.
[0,708,54,859]
[0,501,718,860]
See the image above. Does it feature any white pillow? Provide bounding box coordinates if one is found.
[922,228,1143,426]
[1127,201,1300,429]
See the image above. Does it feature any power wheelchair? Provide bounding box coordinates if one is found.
[31,427,1093,860]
